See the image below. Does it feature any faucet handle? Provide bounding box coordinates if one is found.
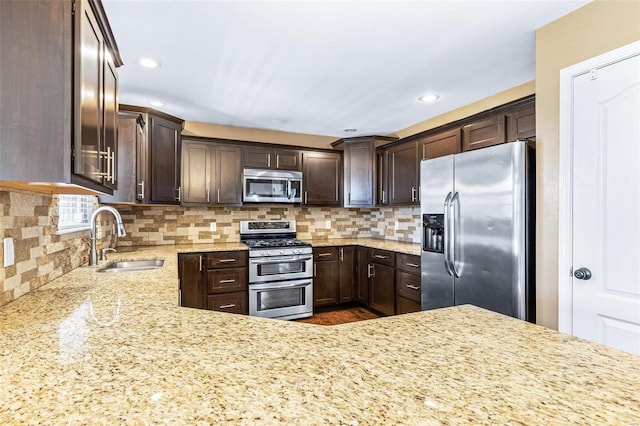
[101,247,117,261]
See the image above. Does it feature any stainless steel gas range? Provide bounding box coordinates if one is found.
[240,220,313,320]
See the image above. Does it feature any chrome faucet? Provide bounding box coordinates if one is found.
[90,206,126,266]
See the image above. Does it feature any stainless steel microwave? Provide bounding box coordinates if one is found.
[242,169,303,203]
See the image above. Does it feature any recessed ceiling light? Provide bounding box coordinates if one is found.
[139,58,160,68]
[344,128,357,132]
[150,101,164,107]
[418,94,440,103]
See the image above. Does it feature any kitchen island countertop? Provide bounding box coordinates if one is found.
[0,245,638,424]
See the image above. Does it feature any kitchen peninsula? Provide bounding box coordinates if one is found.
[1,245,639,424]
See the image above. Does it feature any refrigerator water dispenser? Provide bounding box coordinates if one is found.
[423,214,444,253]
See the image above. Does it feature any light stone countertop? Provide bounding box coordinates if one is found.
[305,238,421,255]
[1,245,639,424]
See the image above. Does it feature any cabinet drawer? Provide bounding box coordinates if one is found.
[369,248,395,266]
[396,253,421,273]
[207,292,247,315]
[313,247,339,262]
[396,270,421,303]
[207,268,247,293]
[206,251,247,268]
[397,295,421,315]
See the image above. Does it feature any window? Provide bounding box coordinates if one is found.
[57,195,95,233]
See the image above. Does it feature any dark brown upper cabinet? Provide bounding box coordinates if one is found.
[462,115,507,152]
[388,141,419,205]
[182,139,242,206]
[376,149,389,205]
[419,128,462,160]
[149,115,183,204]
[243,146,301,171]
[302,151,342,206]
[507,103,536,141]
[336,136,396,207]
[0,0,123,194]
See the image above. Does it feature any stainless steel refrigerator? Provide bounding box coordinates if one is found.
[420,140,535,321]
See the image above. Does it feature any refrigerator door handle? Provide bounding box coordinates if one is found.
[443,192,454,277]
[451,191,460,278]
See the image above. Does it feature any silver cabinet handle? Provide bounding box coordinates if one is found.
[137,181,145,200]
[406,263,420,268]
[406,284,420,290]
[339,248,344,262]
[267,153,271,168]
[218,279,236,284]
[304,191,308,204]
[176,186,182,202]
[199,255,203,272]
[373,254,389,259]
[367,263,374,278]
[411,187,417,202]
[207,187,210,203]
[218,259,236,263]
[317,252,333,257]
[382,190,386,204]
[276,154,280,169]
[314,264,317,277]
[219,304,236,309]
[217,188,220,203]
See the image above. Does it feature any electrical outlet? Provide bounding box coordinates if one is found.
[325,220,331,229]
[210,222,217,232]
[3,237,15,267]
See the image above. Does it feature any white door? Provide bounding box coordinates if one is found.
[561,45,640,355]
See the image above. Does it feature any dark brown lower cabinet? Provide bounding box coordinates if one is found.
[178,253,205,309]
[338,247,355,303]
[396,270,422,314]
[369,262,395,316]
[313,248,339,306]
[178,251,248,315]
[356,247,370,304]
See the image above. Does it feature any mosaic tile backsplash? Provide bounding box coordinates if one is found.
[115,205,421,247]
[0,187,114,306]
[1,185,419,306]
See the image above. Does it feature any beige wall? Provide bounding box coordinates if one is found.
[183,121,339,150]
[535,0,640,329]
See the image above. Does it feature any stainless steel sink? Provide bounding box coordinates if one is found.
[97,259,164,273]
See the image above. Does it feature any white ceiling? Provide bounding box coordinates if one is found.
[103,0,589,139]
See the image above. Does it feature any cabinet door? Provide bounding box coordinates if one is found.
[243,146,272,169]
[303,152,341,206]
[314,260,339,306]
[98,112,139,203]
[344,141,375,207]
[136,115,147,202]
[338,247,355,303]
[207,292,247,315]
[420,128,461,160]
[462,115,506,151]
[507,103,536,141]
[150,116,181,204]
[376,149,389,205]
[388,141,418,205]
[274,149,301,171]
[102,54,118,189]
[182,141,211,204]
[214,144,242,205]
[397,296,421,315]
[369,263,395,316]
[178,254,205,309]
[74,0,105,184]
[356,247,370,304]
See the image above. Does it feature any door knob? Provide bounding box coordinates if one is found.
[574,268,592,280]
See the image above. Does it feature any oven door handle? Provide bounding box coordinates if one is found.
[249,255,312,264]
[250,281,311,291]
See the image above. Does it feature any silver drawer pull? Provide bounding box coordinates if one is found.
[373,254,389,259]
[219,279,236,284]
[406,284,420,290]
[218,259,237,263]
[317,253,333,257]
[219,304,236,309]
[406,263,420,268]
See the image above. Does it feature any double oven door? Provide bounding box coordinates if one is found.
[248,252,313,320]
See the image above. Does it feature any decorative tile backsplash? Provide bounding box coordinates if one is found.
[115,205,421,247]
[0,187,114,307]
[1,184,420,307]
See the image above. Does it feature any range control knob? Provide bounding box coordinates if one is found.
[574,267,592,280]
